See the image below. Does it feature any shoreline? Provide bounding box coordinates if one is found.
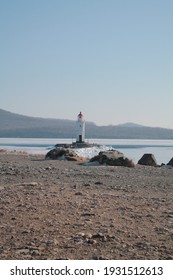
[0,148,173,167]
[1,138,173,164]
[0,153,173,259]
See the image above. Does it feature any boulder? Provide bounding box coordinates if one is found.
[90,150,135,167]
[138,153,157,166]
[45,148,77,160]
[167,158,173,167]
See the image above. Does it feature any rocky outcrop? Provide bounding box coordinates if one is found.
[45,148,87,162]
[45,148,77,160]
[138,153,157,166]
[90,150,135,167]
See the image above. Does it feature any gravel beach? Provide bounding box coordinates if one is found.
[0,152,173,260]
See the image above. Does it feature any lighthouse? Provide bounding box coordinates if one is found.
[76,112,85,143]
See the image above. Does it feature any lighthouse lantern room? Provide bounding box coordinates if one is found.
[76,112,85,143]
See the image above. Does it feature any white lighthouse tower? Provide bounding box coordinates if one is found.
[76,112,85,143]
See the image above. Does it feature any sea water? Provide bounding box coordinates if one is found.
[0,138,173,165]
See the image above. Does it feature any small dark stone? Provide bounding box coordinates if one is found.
[75,192,83,196]
[95,181,102,185]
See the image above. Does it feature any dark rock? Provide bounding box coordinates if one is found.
[167,157,173,167]
[45,148,64,159]
[95,181,103,185]
[75,192,83,196]
[45,148,77,160]
[93,255,107,260]
[90,150,135,167]
[138,153,157,166]
[89,154,100,162]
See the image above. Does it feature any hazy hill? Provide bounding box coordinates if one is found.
[0,108,173,139]
[116,122,144,128]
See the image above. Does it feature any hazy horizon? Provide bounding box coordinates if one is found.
[1,0,172,128]
[1,106,173,130]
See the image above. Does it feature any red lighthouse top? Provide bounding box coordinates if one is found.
[78,112,83,119]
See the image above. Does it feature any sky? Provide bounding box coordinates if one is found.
[0,0,173,128]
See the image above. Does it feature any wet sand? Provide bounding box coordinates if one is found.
[0,152,173,259]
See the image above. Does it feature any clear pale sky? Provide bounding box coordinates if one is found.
[0,0,173,128]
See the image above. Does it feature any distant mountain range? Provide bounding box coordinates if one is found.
[0,108,173,139]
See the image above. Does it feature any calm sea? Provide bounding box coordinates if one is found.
[0,138,173,165]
